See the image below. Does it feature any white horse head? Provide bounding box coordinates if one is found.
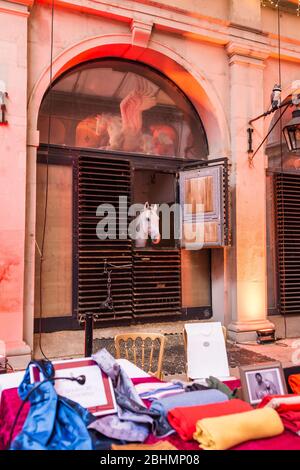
[135,202,161,248]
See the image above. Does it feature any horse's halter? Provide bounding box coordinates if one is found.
[138,203,161,245]
[145,205,161,244]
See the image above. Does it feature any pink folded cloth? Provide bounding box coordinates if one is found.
[132,377,165,408]
[131,377,162,386]
[259,395,300,413]
[280,410,300,436]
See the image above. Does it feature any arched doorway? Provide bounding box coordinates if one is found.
[35,58,227,332]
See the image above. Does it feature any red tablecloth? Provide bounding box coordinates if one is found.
[145,427,300,450]
[1,378,300,450]
[0,388,30,450]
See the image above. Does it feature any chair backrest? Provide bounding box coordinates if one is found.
[114,333,165,379]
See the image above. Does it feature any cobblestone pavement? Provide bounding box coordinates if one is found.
[93,333,275,377]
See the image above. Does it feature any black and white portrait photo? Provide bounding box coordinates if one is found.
[240,363,287,405]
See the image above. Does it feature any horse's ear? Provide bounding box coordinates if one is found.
[144,202,149,210]
[152,204,158,213]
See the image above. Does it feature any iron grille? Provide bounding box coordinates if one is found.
[275,172,300,315]
[74,154,133,320]
[132,249,181,318]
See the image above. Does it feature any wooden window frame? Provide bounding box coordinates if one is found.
[35,144,214,332]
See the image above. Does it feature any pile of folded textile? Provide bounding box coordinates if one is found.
[259,394,300,437]
[193,407,284,450]
[6,348,300,451]
[162,396,286,450]
[134,376,300,450]
[167,399,252,442]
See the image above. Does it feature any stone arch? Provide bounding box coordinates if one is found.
[24,34,230,348]
[28,34,230,156]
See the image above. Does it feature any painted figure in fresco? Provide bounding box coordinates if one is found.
[75,76,177,156]
[95,113,123,150]
[149,124,177,156]
[76,115,109,148]
[120,76,157,152]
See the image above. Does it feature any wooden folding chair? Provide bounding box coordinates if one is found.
[114,333,165,379]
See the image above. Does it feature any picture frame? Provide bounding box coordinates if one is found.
[239,362,287,406]
[29,357,117,416]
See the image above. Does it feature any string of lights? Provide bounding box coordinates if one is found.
[261,0,300,16]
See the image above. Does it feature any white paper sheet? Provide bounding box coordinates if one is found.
[185,322,230,379]
[116,358,150,378]
[0,371,25,402]
[53,364,108,408]
[30,357,117,416]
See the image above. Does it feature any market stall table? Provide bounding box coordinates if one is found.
[1,359,300,451]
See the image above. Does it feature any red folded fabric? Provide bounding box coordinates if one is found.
[131,377,163,386]
[288,375,300,394]
[167,399,252,441]
[258,395,300,413]
[279,410,300,436]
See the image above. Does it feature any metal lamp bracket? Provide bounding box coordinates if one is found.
[247,100,292,167]
[0,91,8,126]
[247,127,254,154]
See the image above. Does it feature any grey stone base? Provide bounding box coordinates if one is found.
[227,329,259,343]
[6,342,31,370]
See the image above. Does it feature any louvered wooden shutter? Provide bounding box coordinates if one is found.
[179,161,230,248]
[132,249,181,318]
[74,154,133,320]
[74,152,187,322]
[275,172,300,315]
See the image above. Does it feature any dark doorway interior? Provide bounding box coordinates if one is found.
[133,169,176,248]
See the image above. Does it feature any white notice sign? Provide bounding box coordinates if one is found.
[185,322,230,379]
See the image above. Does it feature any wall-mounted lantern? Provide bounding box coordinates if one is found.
[282,107,300,152]
[246,83,299,166]
[0,80,8,125]
[247,80,300,165]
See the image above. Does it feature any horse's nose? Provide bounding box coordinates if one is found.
[152,234,161,244]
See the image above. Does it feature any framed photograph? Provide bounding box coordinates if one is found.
[239,362,287,406]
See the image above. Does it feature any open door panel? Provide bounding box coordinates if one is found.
[179,158,230,249]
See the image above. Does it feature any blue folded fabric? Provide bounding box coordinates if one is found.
[89,414,150,442]
[149,389,228,417]
[11,361,93,450]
